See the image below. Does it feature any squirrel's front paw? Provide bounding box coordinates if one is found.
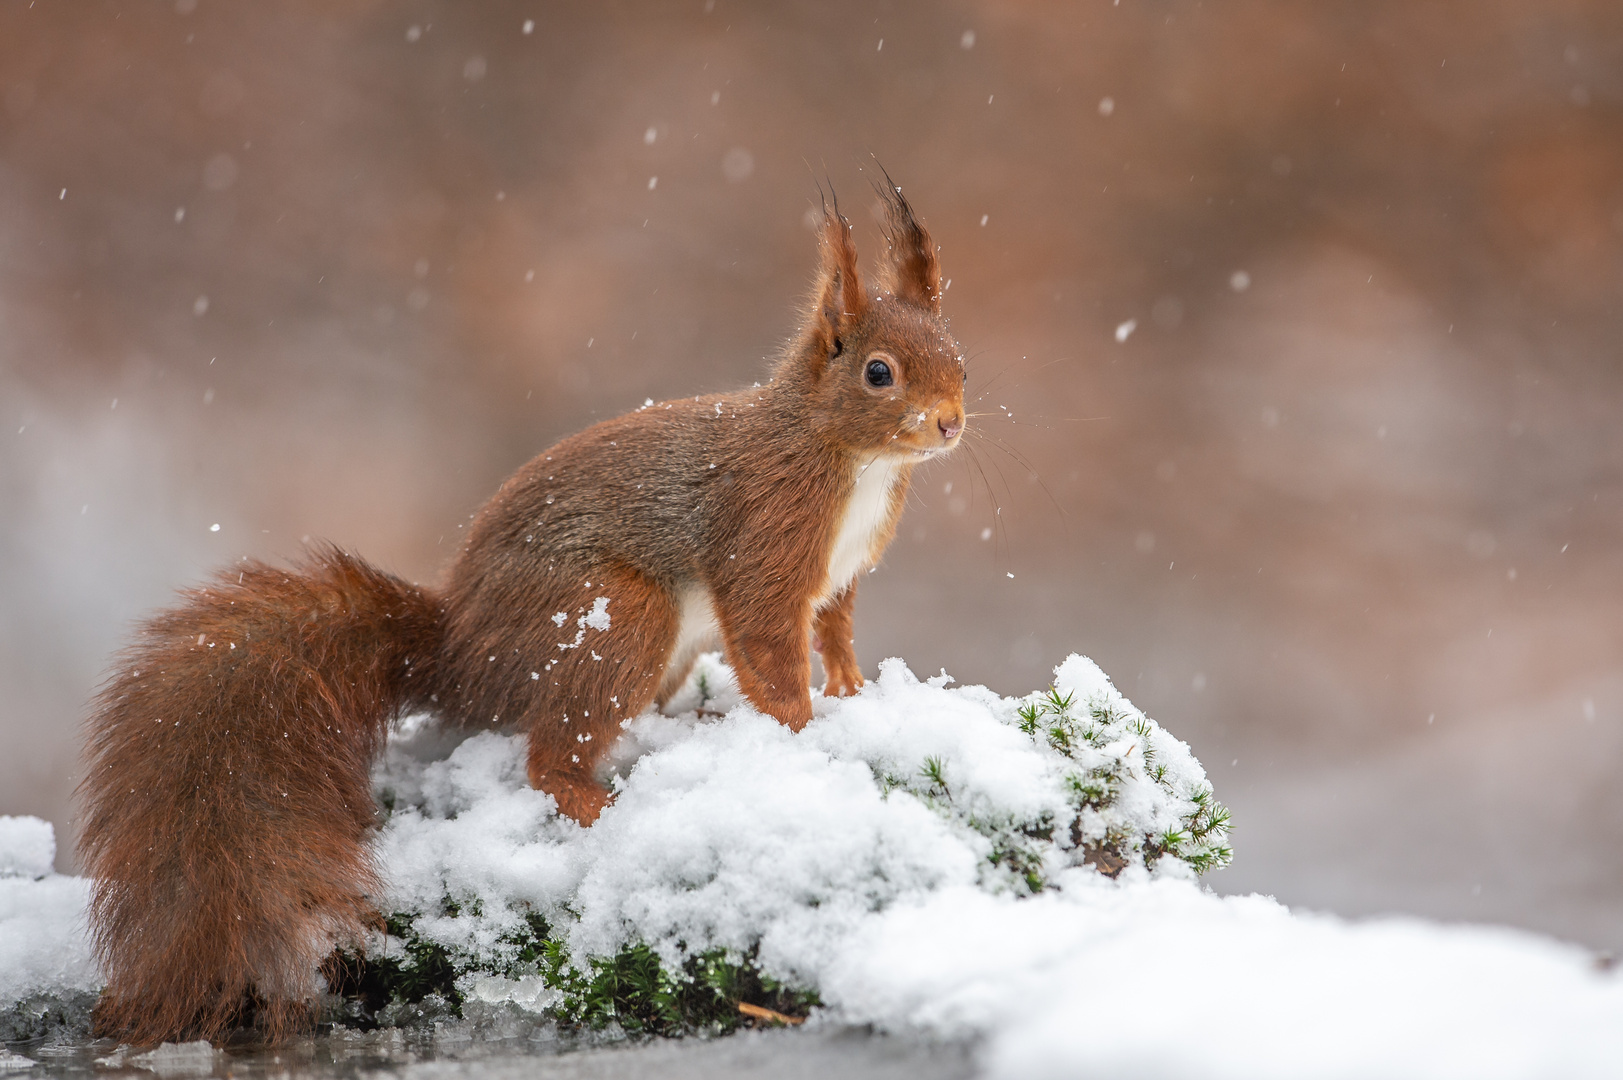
[530,766,611,826]
[821,658,865,699]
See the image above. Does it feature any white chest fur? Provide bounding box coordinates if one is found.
[817,456,905,608]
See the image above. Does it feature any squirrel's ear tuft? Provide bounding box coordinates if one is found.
[809,196,867,368]
[873,178,941,315]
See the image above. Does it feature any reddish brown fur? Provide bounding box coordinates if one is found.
[79,548,440,1044]
[79,185,966,1045]
[813,585,863,698]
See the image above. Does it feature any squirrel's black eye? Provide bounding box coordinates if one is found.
[865,359,894,388]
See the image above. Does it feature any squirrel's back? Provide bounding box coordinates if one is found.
[450,385,838,587]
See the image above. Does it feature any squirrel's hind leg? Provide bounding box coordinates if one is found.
[522,565,677,824]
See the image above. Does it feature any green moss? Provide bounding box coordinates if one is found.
[331,909,817,1036]
[546,942,815,1035]
[328,913,464,1026]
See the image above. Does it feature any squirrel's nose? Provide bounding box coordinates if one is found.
[938,413,964,441]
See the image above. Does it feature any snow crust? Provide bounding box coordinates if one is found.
[3,655,1620,1077]
[101,1039,221,1075]
[0,1049,38,1073]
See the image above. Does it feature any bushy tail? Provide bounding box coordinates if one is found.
[78,546,442,1045]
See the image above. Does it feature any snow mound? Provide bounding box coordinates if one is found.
[0,816,56,880]
[0,818,99,1042]
[371,653,1623,1077]
[0,819,96,1004]
[371,654,1228,987]
[828,878,1623,1079]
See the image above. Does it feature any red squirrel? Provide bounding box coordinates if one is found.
[78,184,967,1045]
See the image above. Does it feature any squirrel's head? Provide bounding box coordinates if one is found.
[782,183,967,462]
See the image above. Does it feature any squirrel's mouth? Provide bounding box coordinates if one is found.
[906,438,960,461]
[884,411,965,460]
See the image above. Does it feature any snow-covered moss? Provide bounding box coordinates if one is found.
[865,654,1231,891]
[355,653,1229,1030]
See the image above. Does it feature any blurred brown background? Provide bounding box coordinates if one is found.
[2,1,1619,948]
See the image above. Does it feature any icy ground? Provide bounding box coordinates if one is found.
[5,654,1623,1078]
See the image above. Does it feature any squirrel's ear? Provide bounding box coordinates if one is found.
[809,202,867,366]
[874,181,941,315]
